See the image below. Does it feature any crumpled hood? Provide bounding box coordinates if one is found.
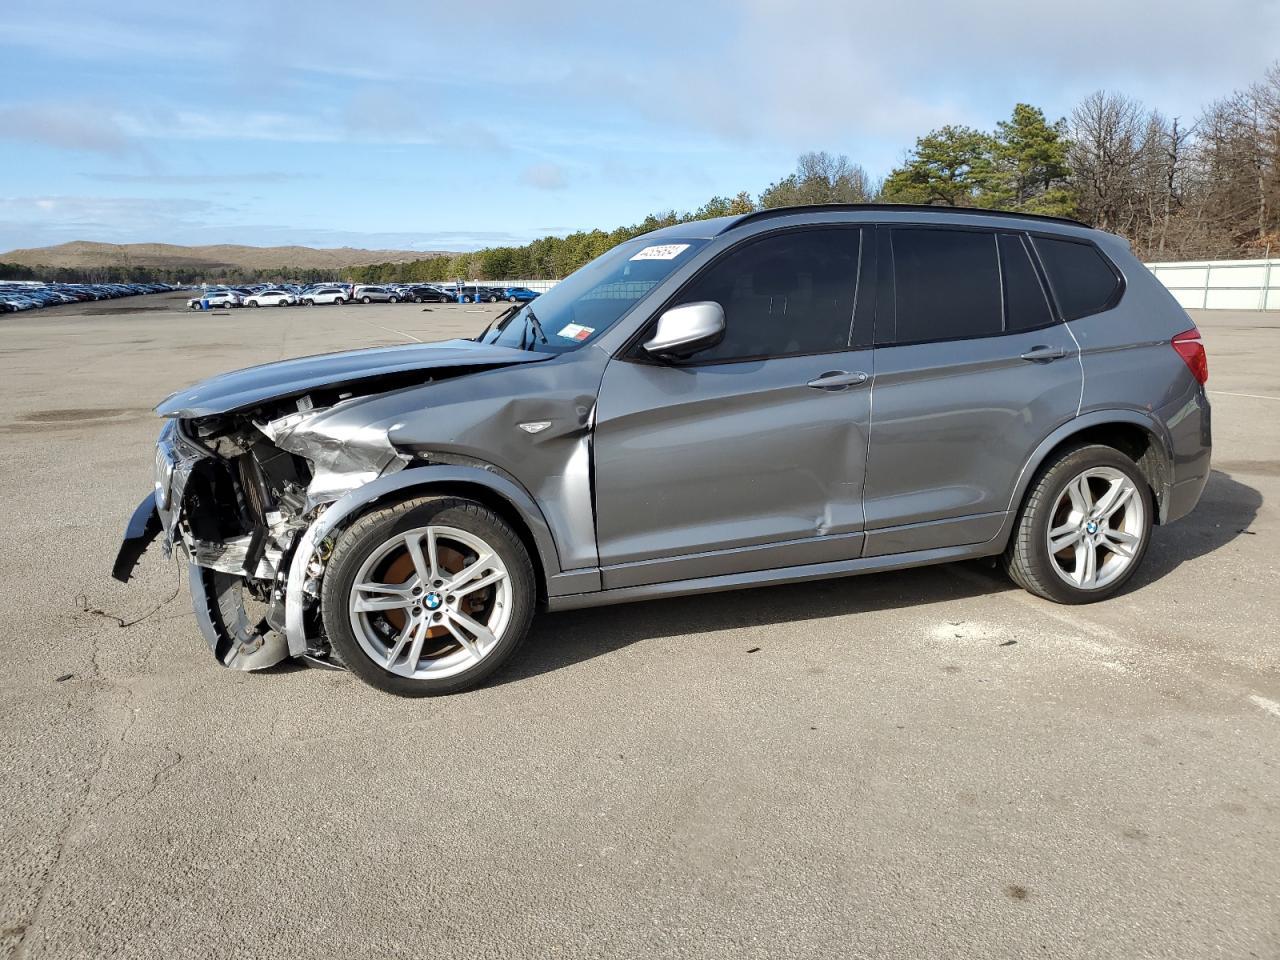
[155,338,550,417]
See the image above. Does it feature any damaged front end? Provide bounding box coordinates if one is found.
[114,391,404,671]
[111,338,558,672]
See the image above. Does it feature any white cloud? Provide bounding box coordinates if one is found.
[521,163,568,191]
[0,103,139,157]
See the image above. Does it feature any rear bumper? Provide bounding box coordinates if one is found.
[1161,387,1212,525]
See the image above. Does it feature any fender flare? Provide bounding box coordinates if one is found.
[283,464,565,657]
[994,408,1175,547]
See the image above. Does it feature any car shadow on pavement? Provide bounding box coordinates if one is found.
[493,559,1010,687]
[1128,468,1262,589]
[495,469,1262,686]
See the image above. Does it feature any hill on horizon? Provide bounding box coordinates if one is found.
[0,240,450,273]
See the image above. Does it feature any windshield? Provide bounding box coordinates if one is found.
[478,237,708,354]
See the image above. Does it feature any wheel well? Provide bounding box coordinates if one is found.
[338,481,551,602]
[1032,422,1170,523]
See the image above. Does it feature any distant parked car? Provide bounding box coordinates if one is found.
[188,290,242,309]
[244,290,299,308]
[499,286,540,303]
[407,285,454,303]
[353,285,399,304]
[303,287,349,305]
[454,285,501,303]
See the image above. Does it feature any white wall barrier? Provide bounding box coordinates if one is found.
[1145,259,1280,311]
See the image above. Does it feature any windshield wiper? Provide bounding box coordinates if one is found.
[475,303,521,342]
[519,306,548,351]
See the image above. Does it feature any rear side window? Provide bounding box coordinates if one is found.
[999,233,1055,331]
[890,228,1002,344]
[673,228,860,362]
[1033,236,1122,320]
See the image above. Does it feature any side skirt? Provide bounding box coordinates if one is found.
[546,541,1002,612]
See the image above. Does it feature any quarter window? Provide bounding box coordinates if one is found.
[671,228,861,362]
[999,233,1055,332]
[1032,236,1122,320]
[890,228,1002,344]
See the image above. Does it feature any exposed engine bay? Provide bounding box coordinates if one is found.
[150,384,406,669]
[112,333,598,675]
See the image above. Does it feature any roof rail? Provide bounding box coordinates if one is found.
[723,203,1090,232]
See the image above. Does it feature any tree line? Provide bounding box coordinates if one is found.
[348,60,1280,284]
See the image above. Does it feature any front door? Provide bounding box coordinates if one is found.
[593,226,875,589]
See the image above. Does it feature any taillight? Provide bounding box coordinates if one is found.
[1171,328,1208,385]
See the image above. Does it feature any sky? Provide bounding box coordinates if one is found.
[2,0,1279,253]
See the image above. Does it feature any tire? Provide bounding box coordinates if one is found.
[389,296,398,304]
[278,300,289,307]
[507,296,517,302]
[414,296,423,303]
[321,496,536,696]
[1002,443,1154,604]
[461,295,472,304]
[249,300,259,307]
[362,296,372,304]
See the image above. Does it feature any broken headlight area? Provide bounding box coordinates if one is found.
[161,392,405,669]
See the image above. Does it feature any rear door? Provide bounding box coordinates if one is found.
[862,225,1082,556]
[593,226,876,588]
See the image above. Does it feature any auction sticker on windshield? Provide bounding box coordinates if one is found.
[629,244,690,261]
[557,323,595,341]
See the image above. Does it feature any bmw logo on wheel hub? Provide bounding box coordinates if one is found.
[424,592,443,611]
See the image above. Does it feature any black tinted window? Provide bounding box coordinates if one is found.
[891,228,1001,344]
[1033,236,1121,320]
[673,228,860,362]
[999,233,1055,331]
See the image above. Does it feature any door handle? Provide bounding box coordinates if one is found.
[806,370,869,390]
[1020,345,1069,363]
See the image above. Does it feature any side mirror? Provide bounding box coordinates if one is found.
[642,302,725,360]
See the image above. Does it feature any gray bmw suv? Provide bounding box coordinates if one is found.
[113,204,1211,696]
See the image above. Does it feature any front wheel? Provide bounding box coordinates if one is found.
[304,298,314,306]
[388,296,398,304]
[361,296,372,304]
[1003,444,1153,604]
[321,496,536,696]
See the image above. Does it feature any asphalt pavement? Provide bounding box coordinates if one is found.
[1,292,1276,959]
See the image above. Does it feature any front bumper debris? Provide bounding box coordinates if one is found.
[111,494,162,583]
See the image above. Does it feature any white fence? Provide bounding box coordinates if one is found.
[1146,259,1280,311]
[468,278,559,294]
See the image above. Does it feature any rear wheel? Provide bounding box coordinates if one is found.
[1003,444,1153,604]
[321,496,536,696]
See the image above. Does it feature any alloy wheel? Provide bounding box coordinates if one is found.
[1046,467,1145,590]
[347,525,513,679]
